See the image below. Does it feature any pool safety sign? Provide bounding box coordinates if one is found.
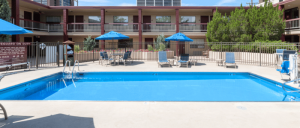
[39,43,46,50]
[0,42,31,65]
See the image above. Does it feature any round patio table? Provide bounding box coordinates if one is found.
[111,53,124,65]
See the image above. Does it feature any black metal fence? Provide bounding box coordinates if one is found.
[0,42,299,71]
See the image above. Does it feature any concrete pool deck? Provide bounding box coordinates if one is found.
[0,61,300,128]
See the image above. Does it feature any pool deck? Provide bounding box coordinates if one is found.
[0,61,300,128]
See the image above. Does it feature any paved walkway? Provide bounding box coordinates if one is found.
[0,61,300,128]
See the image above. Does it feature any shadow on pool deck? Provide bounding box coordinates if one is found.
[0,114,95,128]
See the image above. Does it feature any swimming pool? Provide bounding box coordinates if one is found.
[0,72,299,101]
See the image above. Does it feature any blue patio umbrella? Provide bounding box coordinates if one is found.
[166,33,193,56]
[95,31,129,40]
[0,18,32,35]
[165,32,193,42]
[95,31,129,51]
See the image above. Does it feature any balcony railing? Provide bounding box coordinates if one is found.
[104,23,139,32]
[142,23,176,32]
[286,18,300,29]
[67,23,101,32]
[179,23,207,32]
[19,19,63,32]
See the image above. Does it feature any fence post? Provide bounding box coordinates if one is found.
[36,41,39,69]
[93,47,95,62]
[57,41,60,67]
[221,42,223,59]
[260,42,262,66]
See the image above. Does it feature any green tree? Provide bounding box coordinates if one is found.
[248,1,285,41]
[155,33,168,51]
[83,36,96,51]
[227,5,252,42]
[0,0,11,42]
[206,1,285,42]
[206,9,230,42]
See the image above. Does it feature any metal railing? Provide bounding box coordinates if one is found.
[0,42,299,72]
[67,23,101,32]
[63,60,71,73]
[142,23,176,32]
[179,23,207,32]
[282,78,300,92]
[19,19,63,32]
[104,23,139,32]
[286,18,300,29]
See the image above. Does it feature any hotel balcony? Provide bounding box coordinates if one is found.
[104,23,139,32]
[142,23,176,32]
[19,19,63,35]
[17,19,209,34]
[179,23,207,32]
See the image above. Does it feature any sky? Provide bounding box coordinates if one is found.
[77,0,259,6]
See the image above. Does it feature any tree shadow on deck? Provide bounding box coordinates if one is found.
[0,114,95,128]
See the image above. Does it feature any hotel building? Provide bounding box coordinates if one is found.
[6,0,300,55]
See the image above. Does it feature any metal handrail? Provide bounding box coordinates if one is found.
[0,103,8,120]
[72,60,79,73]
[63,60,71,73]
[72,60,80,78]
[282,78,300,92]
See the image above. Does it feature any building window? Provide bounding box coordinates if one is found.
[113,16,128,26]
[113,16,128,23]
[34,0,47,5]
[88,16,101,26]
[181,16,196,23]
[173,0,181,6]
[156,16,171,23]
[181,16,196,26]
[46,16,61,23]
[155,0,163,6]
[190,39,205,48]
[137,0,145,6]
[146,0,154,6]
[164,0,172,6]
[285,7,299,20]
[60,0,71,6]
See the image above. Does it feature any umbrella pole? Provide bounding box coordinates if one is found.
[125,42,127,52]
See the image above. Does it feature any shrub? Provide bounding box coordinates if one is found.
[147,45,153,51]
[74,45,80,53]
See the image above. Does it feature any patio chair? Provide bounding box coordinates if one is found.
[102,52,114,67]
[99,52,106,65]
[126,51,133,63]
[178,54,189,68]
[158,51,171,68]
[276,61,290,79]
[224,52,237,68]
[119,52,130,66]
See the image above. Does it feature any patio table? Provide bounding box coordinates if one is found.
[111,53,124,65]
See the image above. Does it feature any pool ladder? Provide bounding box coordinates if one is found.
[62,60,79,87]
[282,78,300,93]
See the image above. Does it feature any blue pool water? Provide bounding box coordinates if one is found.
[0,72,299,101]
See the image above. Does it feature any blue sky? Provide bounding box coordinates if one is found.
[78,0,259,6]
